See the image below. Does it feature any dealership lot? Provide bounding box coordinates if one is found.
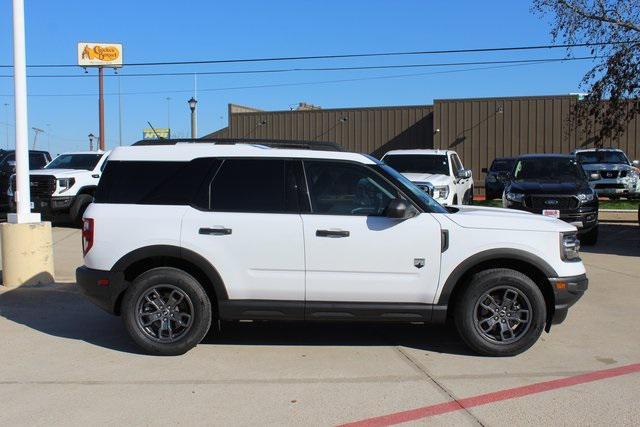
[0,223,639,425]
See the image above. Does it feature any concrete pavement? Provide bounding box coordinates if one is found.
[0,223,639,425]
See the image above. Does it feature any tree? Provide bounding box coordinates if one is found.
[533,0,640,144]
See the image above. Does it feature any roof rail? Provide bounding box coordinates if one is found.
[131,137,343,151]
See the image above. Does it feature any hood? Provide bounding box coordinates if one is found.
[580,163,632,172]
[401,172,450,186]
[443,205,575,233]
[507,178,590,195]
[29,169,91,178]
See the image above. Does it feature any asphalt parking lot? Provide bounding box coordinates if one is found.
[0,222,639,426]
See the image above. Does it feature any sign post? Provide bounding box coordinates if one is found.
[77,42,123,151]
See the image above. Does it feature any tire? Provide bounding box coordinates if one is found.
[464,187,474,205]
[70,194,93,227]
[454,268,546,357]
[580,225,599,246]
[122,267,212,356]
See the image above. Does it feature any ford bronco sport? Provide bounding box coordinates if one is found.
[76,142,587,356]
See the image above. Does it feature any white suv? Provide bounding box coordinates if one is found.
[381,149,474,205]
[76,143,587,356]
[9,151,110,224]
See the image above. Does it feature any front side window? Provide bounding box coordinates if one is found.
[304,160,401,216]
[383,154,449,176]
[450,154,463,173]
[29,153,47,169]
[46,154,103,170]
[210,159,289,213]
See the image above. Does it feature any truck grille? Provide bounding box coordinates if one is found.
[526,195,578,210]
[29,175,56,198]
[599,170,619,179]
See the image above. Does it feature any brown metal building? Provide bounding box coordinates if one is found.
[206,95,640,195]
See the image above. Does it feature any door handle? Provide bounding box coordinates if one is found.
[316,229,350,238]
[199,227,232,236]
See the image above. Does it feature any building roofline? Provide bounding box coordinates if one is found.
[229,104,434,114]
[433,94,580,103]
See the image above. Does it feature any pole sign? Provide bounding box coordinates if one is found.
[77,42,123,68]
[143,128,171,140]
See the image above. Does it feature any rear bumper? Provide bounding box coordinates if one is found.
[549,274,588,325]
[76,266,128,315]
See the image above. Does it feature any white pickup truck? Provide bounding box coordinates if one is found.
[9,151,109,224]
[381,149,474,205]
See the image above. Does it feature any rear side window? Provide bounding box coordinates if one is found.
[95,158,219,205]
[210,159,288,213]
[29,153,47,169]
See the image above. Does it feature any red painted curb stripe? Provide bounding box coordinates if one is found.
[339,362,640,427]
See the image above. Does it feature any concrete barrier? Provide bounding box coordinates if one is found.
[0,222,54,288]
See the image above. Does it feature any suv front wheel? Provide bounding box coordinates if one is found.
[122,267,212,356]
[454,268,546,356]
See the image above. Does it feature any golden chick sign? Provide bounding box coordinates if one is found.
[77,42,123,67]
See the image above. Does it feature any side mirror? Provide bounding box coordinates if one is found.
[481,167,488,173]
[589,172,600,181]
[385,198,411,219]
[457,169,472,179]
[633,160,639,167]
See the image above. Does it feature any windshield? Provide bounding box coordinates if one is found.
[575,150,629,165]
[491,159,515,172]
[376,164,448,213]
[46,154,102,170]
[513,157,586,181]
[383,154,449,175]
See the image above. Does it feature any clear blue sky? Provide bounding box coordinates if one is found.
[0,0,594,154]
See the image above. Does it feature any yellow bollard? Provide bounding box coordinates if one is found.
[0,222,54,288]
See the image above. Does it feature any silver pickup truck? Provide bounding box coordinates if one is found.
[573,148,640,200]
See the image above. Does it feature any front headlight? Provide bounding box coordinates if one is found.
[57,178,75,193]
[506,191,524,203]
[561,232,581,262]
[576,191,594,202]
[434,185,450,200]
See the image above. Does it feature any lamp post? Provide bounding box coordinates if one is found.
[166,97,171,138]
[188,97,197,139]
[88,133,95,151]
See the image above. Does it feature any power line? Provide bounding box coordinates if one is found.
[0,41,630,69]
[0,57,585,98]
[0,55,603,79]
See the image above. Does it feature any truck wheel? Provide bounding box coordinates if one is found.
[580,225,599,246]
[70,194,93,226]
[122,267,212,356]
[454,268,546,356]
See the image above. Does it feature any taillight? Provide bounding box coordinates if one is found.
[82,218,94,256]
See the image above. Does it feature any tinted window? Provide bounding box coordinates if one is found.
[490,159,515,172]
[29,153,47,169]
[304,160,401,216]
[383,154,449,175]
[46,154,103,170]
[513,157,586,181]
[210,159,288,213]
[576,151,629,164]
[376,164,447,213]
[95,158,218,205]
[451,154,463,172]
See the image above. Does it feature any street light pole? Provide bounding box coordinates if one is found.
[9,0,38,224]
[98,66,105,150]
[88,133,95,151]
[3,103,9,149]
[166,97,171,138]
[188,97,197,139]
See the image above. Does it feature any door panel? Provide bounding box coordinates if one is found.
[302,213,441,303]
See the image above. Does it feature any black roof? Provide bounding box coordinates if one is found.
[131,138,343,152]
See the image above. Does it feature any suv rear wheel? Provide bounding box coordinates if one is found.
[122,267,212,356]
[454,268,546,356]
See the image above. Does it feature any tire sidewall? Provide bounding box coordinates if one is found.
[70,194,93,226]
[122,267,212,356]
[456,269,546,356]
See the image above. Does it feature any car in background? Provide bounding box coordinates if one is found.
[9,151,109,225]
[503,154,599,244]
[482,157,515,200]
[573,148,640,200]
[381,149,473,205]
[0,149,51,211]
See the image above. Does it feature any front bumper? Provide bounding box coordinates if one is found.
[549,274,588,325]
[25,196,74,217]
[506,202,598,232]
[591,178,638,196]
[76,266,128,315]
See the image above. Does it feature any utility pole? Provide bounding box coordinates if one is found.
[98,66,105,150]
[31,127,43,149]
[3,103,8,149]
[166,97,171,138]
[118,72,123,146]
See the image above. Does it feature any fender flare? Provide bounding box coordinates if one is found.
[437,248,558,305]
[111,245,229,301]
